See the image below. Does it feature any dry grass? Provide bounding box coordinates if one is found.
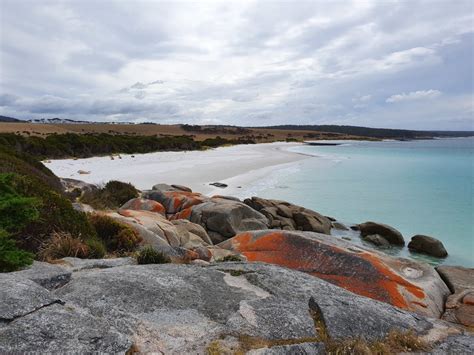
[0,122,358,142]
[38,231,90,261]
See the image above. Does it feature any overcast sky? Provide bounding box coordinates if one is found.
[0,0,473,129]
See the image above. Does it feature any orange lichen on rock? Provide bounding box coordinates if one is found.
[225,231,429,313]
[163,191,206,213]
[169,207,193,221]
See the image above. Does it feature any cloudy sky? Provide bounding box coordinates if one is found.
[0,0,473,129]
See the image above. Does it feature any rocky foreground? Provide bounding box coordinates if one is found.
[2,181,473,353]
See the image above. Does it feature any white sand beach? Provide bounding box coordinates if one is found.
[45,142,310,196]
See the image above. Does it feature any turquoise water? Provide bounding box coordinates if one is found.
[256,138,474,267]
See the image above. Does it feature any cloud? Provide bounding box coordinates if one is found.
[386,90,442,103]
[0,0,472,129]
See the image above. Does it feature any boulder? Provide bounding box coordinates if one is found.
[171,184,193,192]
[171,219,213,248]
[2,262,470,353]
[436,265,474,327]
[151,183,192,193]
[210,182,228,188]
[363,234,390,247]
[219,230,450,318]
[184,199,269,243]
[436,265,474,294]
[244,196,332,235]
[358,221,405,246]
[142,190,208,215]
[293,211,331,234]
[105,211,200,263]
[61,178,97,196]
[120,198,166,216]
[408,235,448,258]
[331,221,349,231]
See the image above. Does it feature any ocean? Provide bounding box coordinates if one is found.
[249,138,474,267]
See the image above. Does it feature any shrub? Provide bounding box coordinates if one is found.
[0,230,34,272]
[6,173,97,252]
[88,214,142,253]
[81,180,139,209]
[0,173,41,233]
[136,246,171,264]
[38,231,90,261]
[85,238,106,258]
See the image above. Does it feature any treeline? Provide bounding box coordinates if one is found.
[0,133,255,160]
[260,125,474,139]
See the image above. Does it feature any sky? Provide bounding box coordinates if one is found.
[0,0,473,130]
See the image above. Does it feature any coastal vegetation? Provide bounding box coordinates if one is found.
[262,124,474,139]
[136,246,171,264]
[0,132,259,160]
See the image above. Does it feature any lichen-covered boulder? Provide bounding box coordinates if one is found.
[219,230,449,318]
[358,221,405,246]
[408,235,448,258]
[142,190,208,215]
[120,198,166,216]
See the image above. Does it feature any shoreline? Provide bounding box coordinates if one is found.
[45,142,311,196]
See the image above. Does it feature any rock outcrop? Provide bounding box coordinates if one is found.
[358,221,405,246]
[219,230,450,318]
[437,265,474,327]
[120,197,166,216]
[244,196,332,234]
[1,261,471,353]
[408,235,448,258]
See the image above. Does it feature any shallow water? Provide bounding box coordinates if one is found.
[246,138,474,267]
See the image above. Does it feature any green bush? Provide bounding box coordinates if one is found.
[81,180,139,209]
[0,173,41,233]
[85,238,106,258]
[0,230,34,272]
[0,172,97,253]
[88,214,142,253]
[136,246,170,264]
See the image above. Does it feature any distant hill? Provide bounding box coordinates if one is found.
[259,125,474,139]
[0,115,22,122]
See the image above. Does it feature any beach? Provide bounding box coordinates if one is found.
[45,142,309,196]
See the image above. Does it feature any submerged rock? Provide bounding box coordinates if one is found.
[219,230,449,318]
[358,221,405,246]
[408,235,448,258]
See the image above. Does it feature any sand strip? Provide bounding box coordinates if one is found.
[45,142,310,196]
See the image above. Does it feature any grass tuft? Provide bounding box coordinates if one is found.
[136,246,171,264]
